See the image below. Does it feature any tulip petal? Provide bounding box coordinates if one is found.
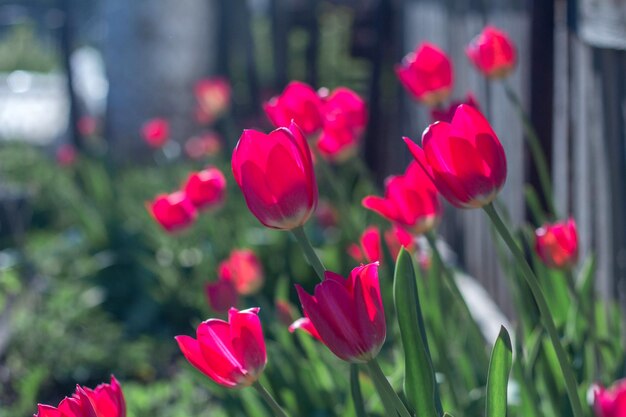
[175,335,237,387]
[229,308,267,377]
[36,405,62,417]
[197,320,246,383]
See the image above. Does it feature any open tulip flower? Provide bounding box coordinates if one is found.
[176,307,267,388]
[296,263,385,363]
[141,118,170,148]
[362,161,442,233]
[147,192,197,232]
[466,26,517,79]
[35,376,126,417]
[396,42,453,106]
[535,218,579,269]
[182,166,227,210]
[232,121,318,230]
[593,379,626,417]
[263,81,324,135]
[405,104,507,208]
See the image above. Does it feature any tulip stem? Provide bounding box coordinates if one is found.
[502,82,557,217]
[253,381,291,417]
[350,364,368,417]
[483,203,584,417]
[366,359,413,417]
[291,226,326,281]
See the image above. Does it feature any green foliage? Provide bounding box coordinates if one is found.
[0,22,58,73]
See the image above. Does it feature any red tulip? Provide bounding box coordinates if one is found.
[535,218,579,269]
[232,122,318,230]
[56,144,77,167]
[195,77,231,124]
[593,379,626,417]
[205,279,239,313]
[35,376,126,417]
[141,118,170,148]
[362,161,442,233]
[288,317,322,341]
[183,167,227,210]
[296,263,385,362]
[396,43,453,106]
[431,92,480,123]
[466,26,516,79]
[175,307,267,388]
[147,192,197,232]
[405,104,507,208]
[264,81,324,135]
[348,226,382,263]
[218,249,264,295]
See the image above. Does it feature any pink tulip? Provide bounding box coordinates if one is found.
[296,263,385,363]
[183,167,227,210]
[175,307,267,388]
[535,218,579,269]
[593,379,626,417]
[218,249,264,296]
[141,118,170,148]
[405,104,507,208]
[263,81,324,135]
[466,26,516,79]
[147,192,197,232]
[232,122,317,230]
[396,43,453,106]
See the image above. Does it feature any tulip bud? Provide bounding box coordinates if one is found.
[148,192,197,232]
[395,43,453,106]
[141,118,170,148]
[535,218,579,269]
[466,26,516,79]
[405,104,507,208]
[183,167,227,211]
[232,122,318,230]
[175,307,267,388]
[296,263,385,363]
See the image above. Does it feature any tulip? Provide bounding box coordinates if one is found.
[35,376,126,417]
[183,167,227,210]
[466,26,516,79]
[362,161,442,233]
[141,118,169,148]
[535,218,579,269]
[396,42,453,106]
[175,307,267,388]
[205,279,239,313]
[593,379,626,417]
[218,249,264,296]
[405,104,507,208]
[431,92,480,123]
[194,77,231,125]
[184,132,222,159]
[232,122,318,230]
[295,263,385,362]
[289,317,322,341]
[263,81,324,135]
[348,226,382,263]
[147,192,197,232]
[384,225,416,260]
[56,144,77,167]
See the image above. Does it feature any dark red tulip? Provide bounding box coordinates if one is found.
[396,43,453,106]
[405,104,507,208]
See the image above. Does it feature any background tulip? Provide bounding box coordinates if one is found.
[348,226,382,263]
[141,118,170,148]
[183,167,227,210]
[147,192,197,232]
[175,307,267,388]
[362,161,442,233]
[405,104,507,208]
[194,77,231,124]
[205,279,239,313]
[395,42,453,106]
[218,249,264,295]
[263,81,324,135]
[295,263,385,363]
[232,122,318,230]
[431,92,480,123]
[593,379,626,417]
[466,26,516,79]
[535,218,579,269]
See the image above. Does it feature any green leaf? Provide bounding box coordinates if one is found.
[486,326,513,417]
[393,248,439,417]
[351,364,367,417]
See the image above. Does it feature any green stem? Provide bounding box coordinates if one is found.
[253,381,291,417]
[291,226,326,281]
[366,359,413,417]
[502,82,557,217]
[483,203,584,417]
[350,364,368,417]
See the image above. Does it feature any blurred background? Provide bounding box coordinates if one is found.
[0,0,624,415]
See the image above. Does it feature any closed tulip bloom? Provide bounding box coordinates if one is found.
[466,26,516,79]
[35,376,126,417]
[593,380,626,417]
[405,104,507,208]
[396,43,453,106]
[148,192,197,232]
[219,249,264,295]
[175,307,267,388]
[141,118,170,148]
[183,167,227,210]
[296,263,385,363]
[263,81,324,135]
[362,162,442,233]
[535,218,579,269]
[232,122,318,230]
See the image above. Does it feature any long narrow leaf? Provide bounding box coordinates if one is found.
[485,326,513,417]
